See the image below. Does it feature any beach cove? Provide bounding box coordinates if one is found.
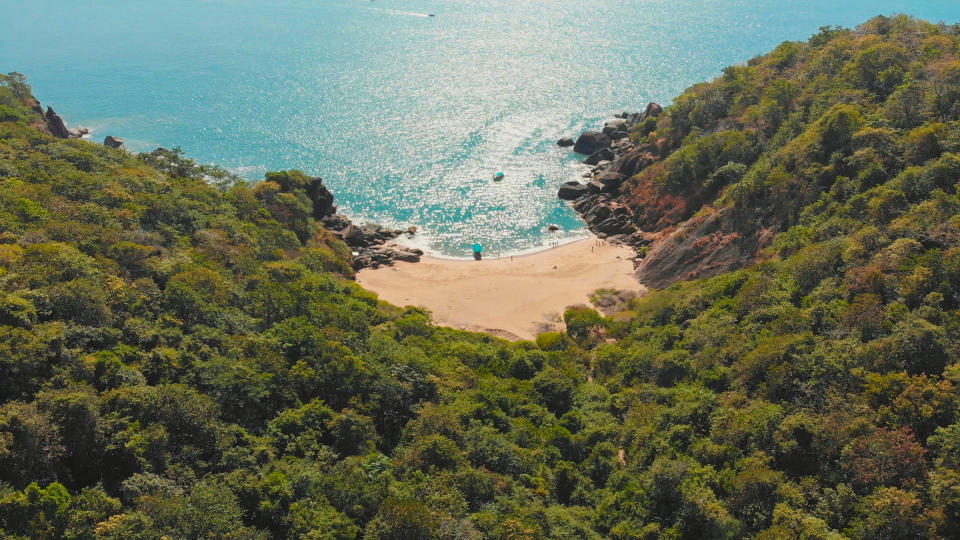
[357,238,645,340]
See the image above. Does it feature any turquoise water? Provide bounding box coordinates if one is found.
[3,1,960,257]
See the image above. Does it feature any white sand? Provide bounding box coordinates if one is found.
[356,238,646,340]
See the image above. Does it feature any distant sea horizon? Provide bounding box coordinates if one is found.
[4,0,960,257]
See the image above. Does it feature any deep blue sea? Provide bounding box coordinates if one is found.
[3,1,960,257]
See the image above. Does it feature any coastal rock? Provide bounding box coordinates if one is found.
[602,118,628,135]
[643,102,664,120]
[609,130,630,140]
[103,135,125,149]
[595,171,627,194]
[584,147,614,166]
[305,176,336,218]
[573,131,611,155]
[623,103,663,127]
[392,248,422,263]
[336,224,366,245]
[547,224,560,231]
[321,213,352,231]
[44,107,70,139]
[558,181,588,200]
[557,137,575,147]
[609,147,656,178]
[68,126,90,138]
[596,217,624,234]
[322,208,416,270]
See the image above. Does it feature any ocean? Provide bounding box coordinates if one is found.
[3,0,960,257]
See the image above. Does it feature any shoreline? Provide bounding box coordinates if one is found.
[390,230,594,262]
[357,237,645,341]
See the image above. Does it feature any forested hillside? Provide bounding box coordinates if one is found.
[2,14,960,539]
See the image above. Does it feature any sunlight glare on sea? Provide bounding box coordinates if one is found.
[3,0,960,256]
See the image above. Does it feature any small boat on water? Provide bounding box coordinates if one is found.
[492,172,504,181]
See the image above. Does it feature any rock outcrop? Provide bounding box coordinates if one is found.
[31,102,90,140]
[556,107,663,242]
[555,101,788,289]
[635,207,774,289]
[583,147,614,165]
[558,181,588,200]
[557,137,575,147]
[44,106,70,138]
[320,215,420,270]
[104,135,125,149]
[602,118,628,135]
[573,131,611,155]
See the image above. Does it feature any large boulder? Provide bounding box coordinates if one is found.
[103,135,125,149]
[556,137,575,147]
[44,107,69,138]
[393,249,422,263]
[584,147,615,166]
[573,131,611,155]
[602,118,628,135]
[558,181,588,200]
[609,130,630,140]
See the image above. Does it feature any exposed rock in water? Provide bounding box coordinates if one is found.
[558,181,588,200]
[556,137,575,147]
[573,131,611,155]
[103,135,125,149]
[602,118,628,135]
[603,118,627,136]
[583,147,614,165]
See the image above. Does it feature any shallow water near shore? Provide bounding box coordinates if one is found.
[3,1,960,257]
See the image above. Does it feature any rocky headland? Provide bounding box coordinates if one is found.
[557,102,773,289]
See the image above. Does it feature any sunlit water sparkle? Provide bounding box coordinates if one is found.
[3,0,960,256]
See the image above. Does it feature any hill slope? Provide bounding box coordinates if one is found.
[585,16,960,292]
[2,14,960,538]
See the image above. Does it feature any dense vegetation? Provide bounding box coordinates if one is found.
[3,14,960,539]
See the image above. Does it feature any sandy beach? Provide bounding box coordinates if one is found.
[356,238,646,340]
